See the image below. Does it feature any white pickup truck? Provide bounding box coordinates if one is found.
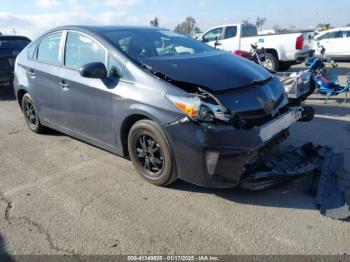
[200,23,312,71]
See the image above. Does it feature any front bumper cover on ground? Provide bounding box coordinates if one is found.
[240,143,350,221]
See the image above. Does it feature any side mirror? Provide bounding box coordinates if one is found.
[80,62,107,78]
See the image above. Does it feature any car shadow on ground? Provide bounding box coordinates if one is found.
[0,87,16,101]
[0,234,12,261]
[311,103,350,117]
[307,96,349,104]
[170,178,316,210]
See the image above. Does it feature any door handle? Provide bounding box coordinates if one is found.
[28,69,36,78]
[59,80,70,90]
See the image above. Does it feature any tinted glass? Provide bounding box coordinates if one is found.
[0,39,30,51]
[241,25,258,37]
[224,26,237,39]
[202,27,223,42]
[65,32,106,69]
[103,29,215,60]
[37,32,62,64]
[107,55,133,80]
[344,31,350,38]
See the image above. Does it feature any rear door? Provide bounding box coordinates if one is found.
[29,31,65,126]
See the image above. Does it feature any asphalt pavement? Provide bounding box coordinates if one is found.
[0,63,349,256]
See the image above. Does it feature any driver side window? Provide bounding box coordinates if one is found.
[65,32,106,69]
[203,27,223,42]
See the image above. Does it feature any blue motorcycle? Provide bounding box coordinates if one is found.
[305,46,349,103]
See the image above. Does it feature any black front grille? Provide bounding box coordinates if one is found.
[233,110,273,129]
[232,94,287,130]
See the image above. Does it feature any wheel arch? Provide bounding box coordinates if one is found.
[265,48,279,60]
[119,114,152,158]
[17,89,28,110]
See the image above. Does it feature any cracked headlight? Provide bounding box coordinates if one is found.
[166,94,230,122]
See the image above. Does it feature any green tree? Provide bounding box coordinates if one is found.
[256,17,267,32]
[150,17,159,27]
[175,17,201,36]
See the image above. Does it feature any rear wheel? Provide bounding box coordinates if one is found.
[263,53,279,72]
[128,120,178,186]
[21,93,45,133]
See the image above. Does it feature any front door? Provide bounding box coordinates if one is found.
[202,27,224,49]
[60,31,117,148]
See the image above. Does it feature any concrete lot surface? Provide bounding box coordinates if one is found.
[0,63,350,255]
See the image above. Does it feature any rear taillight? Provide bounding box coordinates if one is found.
[296,35,304,50]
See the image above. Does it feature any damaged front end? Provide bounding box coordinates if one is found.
[160,73,307,189]
[141,54,349,220]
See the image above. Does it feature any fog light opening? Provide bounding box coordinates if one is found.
[205,151,220,176]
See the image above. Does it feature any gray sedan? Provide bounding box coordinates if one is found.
[14,26,302,188]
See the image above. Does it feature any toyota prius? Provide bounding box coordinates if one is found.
[14,26,303,188]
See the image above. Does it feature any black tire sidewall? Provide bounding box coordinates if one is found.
[128,120,176,186]
[265,53,279,72]
[21,93,41,132]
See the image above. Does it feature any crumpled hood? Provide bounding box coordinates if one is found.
[140,51,272,91]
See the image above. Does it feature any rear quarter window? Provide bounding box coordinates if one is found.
[241,25,258,37]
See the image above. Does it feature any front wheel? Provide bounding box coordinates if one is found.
[128,120,178,186]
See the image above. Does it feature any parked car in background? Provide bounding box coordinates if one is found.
[314,27,350,60]
[0,35,30,87]
[200,23,312,71]
[14,26,304,188]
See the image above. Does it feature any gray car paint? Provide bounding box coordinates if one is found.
[14,25,293,188]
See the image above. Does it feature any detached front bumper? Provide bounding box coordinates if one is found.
[164,107,302,188]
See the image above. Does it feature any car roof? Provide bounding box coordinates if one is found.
[47,25,167,35]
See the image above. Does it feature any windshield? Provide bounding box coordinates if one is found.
[103,29,215,60]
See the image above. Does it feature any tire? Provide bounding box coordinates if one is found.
[263,53,279,72]
[21,93,45,134]
[128,119,178,186]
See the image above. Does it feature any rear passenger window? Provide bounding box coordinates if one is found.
[37,32,62,64]
[241,25,258,37]
[65,32,106,69]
